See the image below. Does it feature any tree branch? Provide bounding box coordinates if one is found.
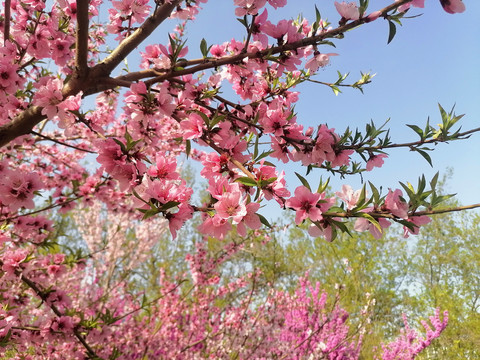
[141,0,413,86]
[31,130,97,153]
[343,126,480,152]
[75,0,90,78]
[324,203,480,220]
[20,274,103,359]
[91,0,182,78]
[4,0,11,45]
[0,259,103,359]
[0,0,416,149]
[0,106,44,148]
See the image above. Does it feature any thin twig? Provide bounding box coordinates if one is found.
[142,0,413,87]
[323,203,480,220]
[343,126,480,151]
[31,130,96,153]
[0,259,103,359]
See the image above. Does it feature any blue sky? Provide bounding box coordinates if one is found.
[169,0,480,208]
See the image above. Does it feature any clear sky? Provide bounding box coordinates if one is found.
[167,0,480,209]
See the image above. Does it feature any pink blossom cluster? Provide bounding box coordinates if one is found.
[0,0,467,356]
[0,0,443,245]
[379,308,449,360]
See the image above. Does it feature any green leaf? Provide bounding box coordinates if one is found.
[315,5,321,25]
[236,177,258,187]
[253,135,259,160]
[317,177,330,194]
[185,139,191,158]
[255,150,274,162]
[330,219,352,237]
[406,124,424,140]
[369,181,381,204]
[259,177,277,187]
[159,201,181,211]
[359,0,369,17]
[195,111,211,127]
[257,214,272,228]
[356,184,368,207]
[112,138,127,153]
[414,148,433,167]
[200,38,208,57]
[210,114,226,128]
[430,172,439,190]
[326,206,345,214]
[387,20,397,44]
[295,172,311,191]
[168,34,176,54]
[358,213,383,233]
[141,208,160,220]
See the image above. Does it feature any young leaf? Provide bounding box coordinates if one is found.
[200,38,208,57]
[236,177,258,187]
[185,139,191,158]
[387,20,397,44]
[257,214,272,228]
[414,147,433,167]
[406,124,424,140]
[295,172,311,191]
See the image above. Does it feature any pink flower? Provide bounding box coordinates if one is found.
[198,215,232,239]
[147,156,180,180]
[366,154,388,171]
[403,215,431,237]
[305,53,338,73]
[51,316,74,333]
[308,223,333,242]
[167,204,194,239]
[385,189,409,219]
[335,185,362,210]
[0,171,44,212]
[286,186,324,225]
[334,1,360,20]
[234,0,267,16]
[214,191,247,224]
[439,0,465,14]
[354,215,391,239]
[33,77,64,118]
[51,37,75,66]
[2,249,29,275]
[0,58,20,94]
[181,113,205,140]
[236,202,262,236]
[396,0,425,12]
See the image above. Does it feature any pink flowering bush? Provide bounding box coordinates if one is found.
[0,0,471,358]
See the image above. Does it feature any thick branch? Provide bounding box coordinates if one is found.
[75,0,90,78]
[4,0,11,45]
[91,0,182,77]
[0,106,44,148]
